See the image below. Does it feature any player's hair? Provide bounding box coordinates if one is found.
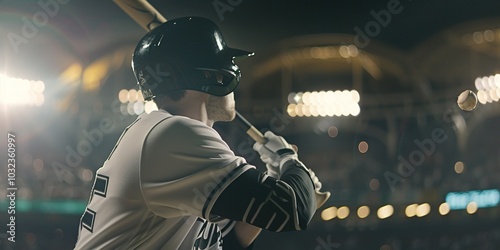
[153,90,186,113]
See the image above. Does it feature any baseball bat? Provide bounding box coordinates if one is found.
[235,111,331,208]
[113,0,166,31]
[113,0,330,208]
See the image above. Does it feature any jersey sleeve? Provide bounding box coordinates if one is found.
[140,116,254,220]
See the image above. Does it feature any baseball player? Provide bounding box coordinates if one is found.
[74,17,324,250]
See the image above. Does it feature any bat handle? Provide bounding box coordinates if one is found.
[235,111,331,208]
[247,126,267,144]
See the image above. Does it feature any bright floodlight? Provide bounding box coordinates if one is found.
[287,89,361,117]
[0,74,45,106]
[475,74,500,106]
[118,88,152,116]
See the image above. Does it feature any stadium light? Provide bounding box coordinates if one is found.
[0,74,45,106]
[117,88,157,116]
[287,90,360,117]
[475,74,500,105]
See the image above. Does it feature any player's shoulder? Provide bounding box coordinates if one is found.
[141,110,202,126]
[156,113,210,131]
[147,111,220,140]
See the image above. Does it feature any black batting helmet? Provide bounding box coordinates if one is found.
[132,16,254,101]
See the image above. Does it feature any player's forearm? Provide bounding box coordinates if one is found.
[211,165,317,232]
[278,161,317,229]
[233,221,262,248]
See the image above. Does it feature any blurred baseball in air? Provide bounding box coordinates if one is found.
[457,90,478,111]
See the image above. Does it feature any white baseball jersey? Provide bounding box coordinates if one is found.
[74,110,254,249]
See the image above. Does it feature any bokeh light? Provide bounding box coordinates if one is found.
[416,203,431,217]
[377,205,394,219]
[439,203,450,215]
[358,141,369,153]
[337,206,350,219]
[357,206,370,219]
[321,206,337,221]
[467,202,478,214]
[454,161,465,174]
[405,204,418,218]
[287,90,361,117]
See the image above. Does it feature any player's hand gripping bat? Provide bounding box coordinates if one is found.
[113,0,330,208]
[235,111,331,208]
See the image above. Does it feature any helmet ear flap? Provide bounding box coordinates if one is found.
[215,72,224,84]
[201,71,226,84]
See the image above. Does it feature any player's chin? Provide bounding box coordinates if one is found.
[227,109,236,121]
[207,94,236,122]
[226,101,236,121]
[206,107,234,122]
[217,109,236,122]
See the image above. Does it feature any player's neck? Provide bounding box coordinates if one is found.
[161,92,212,127]
[162,105,211,127]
